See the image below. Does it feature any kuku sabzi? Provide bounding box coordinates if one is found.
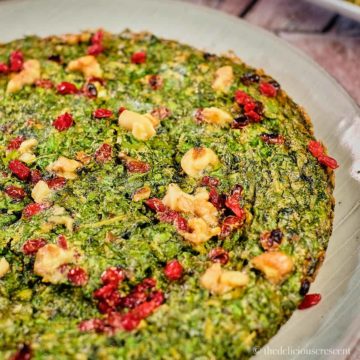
[0,29,337,359]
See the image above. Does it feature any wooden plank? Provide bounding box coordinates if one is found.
[280,32,360,103]
[244,0,335,32]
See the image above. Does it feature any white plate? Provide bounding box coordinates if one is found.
[306,0,360,22]
[0,0,359,359]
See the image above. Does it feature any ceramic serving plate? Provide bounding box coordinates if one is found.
[0,0,359,358]
[306,0,360,22]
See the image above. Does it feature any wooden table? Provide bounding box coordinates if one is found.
[180,0,360,104]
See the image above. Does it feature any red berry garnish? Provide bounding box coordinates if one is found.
[30,169,42,184]
[93,283,118,300]
[234,90,253,105]
[164,260,183,281]
[0,62,9,74]
[145,198,166,212]
[57,234,68,249]
[317,155,339,169]
[22,238,47,255]
[94,143,112,163]
[46,176,67,189]
[150,106,171,120]
[220,215,245,238]
[68,267,88,286]
[148,75,163,90]
[118,106,126,115]
[10,343,32,360]
[78,318,105,332]
[9,50,24,72]
[91,30,104,45]
[87,43,104,56]
[208,248,229,265]
[298,293,321,309]
[208,186,225,210]
[259,82,277,97]
[125,160,151,173]
[225,185,245,218]
[7,136,25,150]
[52,112,74,131]
[101,267,125,286]
[120,312,141,331]
[260,133,285,145]
[56,81,78,95]
[4,185,26,200]
[92,108,113,119]
[201,176,219,187]
[131,51,147,64]
[8,160,31,181]
[35,79,54,89]
[308,140,338,169]
[22,203,45,218]
[308,140,324,158]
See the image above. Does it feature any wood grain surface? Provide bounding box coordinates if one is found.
[179,0,360,104]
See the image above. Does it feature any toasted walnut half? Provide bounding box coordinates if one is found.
[34,244,75,283]
[200,263,249,294]
[201,107,233,128]
[181,217,220,244]
[67,55,102,78]
[118,110,159,141]
[0,257,10,278]
[163,184,218,226]
[13,137,38,163]
[251,251,294,284]
[181,147,219,178]
[133,186,151,202]
[7,59,41,93]
[212,66,233,92]
[31,180,53,204]
[46,156,82,179]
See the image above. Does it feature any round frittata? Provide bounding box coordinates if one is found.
[0,30,337,360]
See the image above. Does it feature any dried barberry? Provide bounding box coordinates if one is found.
[95,143,112,163]
[22,203,45,218]
[93,108,113,119]
[298,293,321,309]
[241,73,260,86]
[259,82,277,97]
[9,50,24,72]
[52,113,74,131]
[56,81,78,95]
[8,160,31,181]
[125,160,151,173]
[68,267,88,286]
[208,248,229,265]
[164,260,183,281]
[22,238,47,255]
[10,343,32,360]
[4,185,26,200]
[131,51,147,64]
[148,75,163,90]
[7,136,25,150]
[260,133,285,145]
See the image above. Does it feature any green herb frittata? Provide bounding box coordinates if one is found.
[0,29,337,360]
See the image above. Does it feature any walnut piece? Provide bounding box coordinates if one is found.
[212,66,233,92]
[133,186,151,202]
[46,156,82,179]
[118,110,158,141]
[0,257,10,278]
[67,55,102,78]
[200,263,248,294]
[251,251,294,284]
[201,107,233,128]
[6,59,41,93]
[181,147,219,178]
[31,180,53,204]
[34,244,75,283]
